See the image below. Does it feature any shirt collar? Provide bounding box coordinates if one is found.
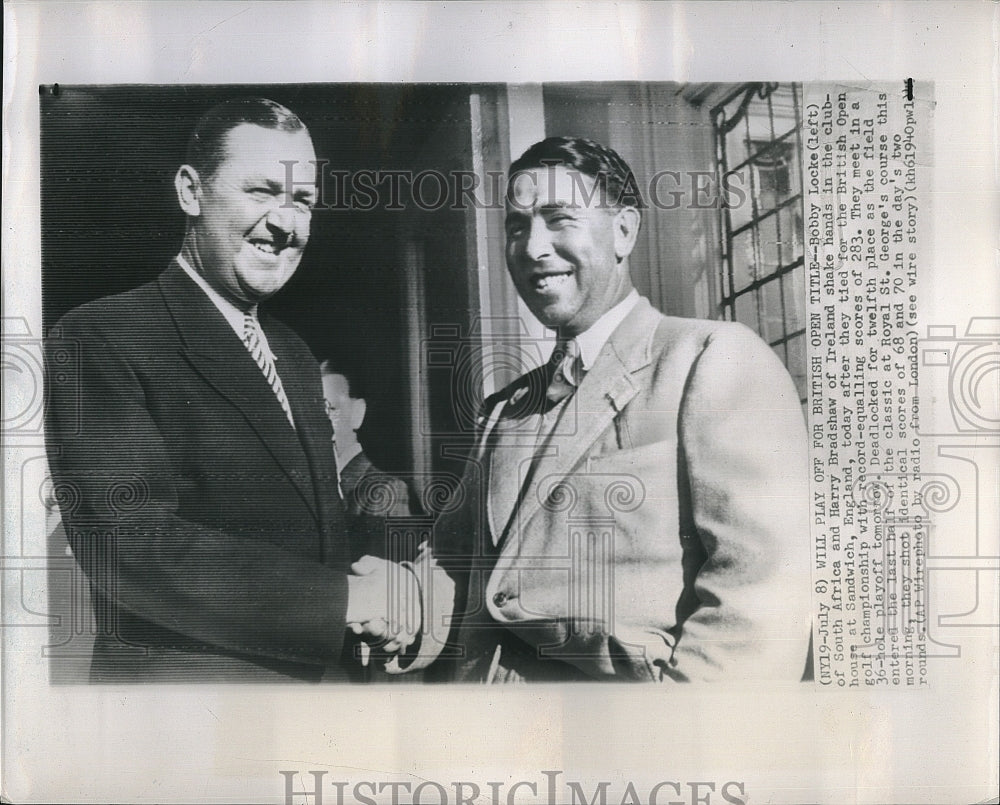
[572,289,640,370]
[175,254,257,340]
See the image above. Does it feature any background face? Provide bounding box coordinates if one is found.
[192,124,318,305]
[504,165,632,336]
[321,372,363,448]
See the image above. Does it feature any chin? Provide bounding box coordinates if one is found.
[242,270,294,296]
[535,305,576,331]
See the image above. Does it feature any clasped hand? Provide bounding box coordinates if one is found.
[346,555,421,655]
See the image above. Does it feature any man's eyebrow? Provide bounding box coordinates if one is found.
[539,201,580,212]
[245,176,315,194]
[245,177,284,192]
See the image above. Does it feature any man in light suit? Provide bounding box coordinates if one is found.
[401,136,810,683]
[44,97,415,682]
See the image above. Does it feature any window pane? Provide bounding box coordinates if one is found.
[734,291,758,331]
[726,166,754,229]
[777,203,804,264]
[751,142,795,214]
[782,267,806,333]
[760,278,785,343]
[746,94,774,141]
[784,140,802,196]
[722,101,750,168]
[769,85,799,140]
[757,214,780,276]
[731,227,757,293]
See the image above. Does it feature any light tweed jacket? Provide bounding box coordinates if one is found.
[403,297,811,683]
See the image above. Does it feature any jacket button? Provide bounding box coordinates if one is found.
[492,592,508,607]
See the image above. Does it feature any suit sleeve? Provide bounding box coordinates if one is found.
[669,324,811,681]
[45,314,349,668]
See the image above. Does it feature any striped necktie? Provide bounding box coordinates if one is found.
[243,311,295,429]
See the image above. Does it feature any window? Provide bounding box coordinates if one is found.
[713,83,806,402]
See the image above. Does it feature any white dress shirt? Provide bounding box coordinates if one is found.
[567,288,640,371]
[175,254,280,364]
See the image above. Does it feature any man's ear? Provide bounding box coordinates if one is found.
[349,398,367,433]
[613,206,641,262]
[174,165,202,217]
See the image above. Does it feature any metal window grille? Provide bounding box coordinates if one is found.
[712,83,807,402]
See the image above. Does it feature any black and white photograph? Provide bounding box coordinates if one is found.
[39,82,812,686]
[3,2,997,804]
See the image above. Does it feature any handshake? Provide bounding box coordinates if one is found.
[345,554,424,662]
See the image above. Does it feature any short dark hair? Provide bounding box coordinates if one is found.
[185,96,308,179]
[508,136,645,209]
[319,359,365,400]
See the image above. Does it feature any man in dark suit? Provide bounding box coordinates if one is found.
[398,137,811,683]
[319,359,423,558]
[44,97,415,682]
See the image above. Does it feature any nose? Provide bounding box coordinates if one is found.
[265,204,306,245]
[516,216,552,263]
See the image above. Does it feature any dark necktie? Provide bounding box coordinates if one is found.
[545,338,582,404]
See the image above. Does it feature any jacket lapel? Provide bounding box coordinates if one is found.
[268,316,338,529]
[482,368,545,544]
[502,298,661,544]
[157,262,320,523]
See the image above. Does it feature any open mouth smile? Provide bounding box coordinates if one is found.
[248,238,279,256]
[530,270,573,290]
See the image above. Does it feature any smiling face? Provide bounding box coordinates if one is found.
[176,123,318,306]
[505,165,640,336]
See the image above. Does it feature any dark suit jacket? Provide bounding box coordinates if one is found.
[45,261,353,682]
[340,451,423,560]
[407,298,811,683]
